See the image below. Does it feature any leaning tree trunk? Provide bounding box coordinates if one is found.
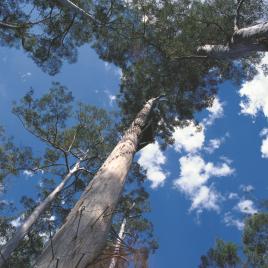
[35,97,158,268]
[198,21,268,59]
[0,162,80,267]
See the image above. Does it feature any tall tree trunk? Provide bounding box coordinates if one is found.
[198,21,268,59]
[0,162,80,267]
[35,97,158,268]
[108,218,127,268]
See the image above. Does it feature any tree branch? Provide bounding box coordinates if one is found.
[234,0,246,31]
[58,0,96,23]
[198,21,268,59]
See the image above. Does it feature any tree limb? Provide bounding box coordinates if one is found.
[58,0,96,23]
[234,0,246,31]
[198,21,268,59]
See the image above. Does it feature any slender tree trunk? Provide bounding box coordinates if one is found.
[0,162,80,267]
[108,218,127,268]
[198,21,268,59]
[35,97,158,268]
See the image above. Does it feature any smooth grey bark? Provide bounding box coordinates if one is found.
[198,21,268,59]
[0,162,80,267]
[108,217,127,268]
[35,97,157,268]
[108,202,135,268]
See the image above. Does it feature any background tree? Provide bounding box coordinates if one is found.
[199,239,241,268]
[36,1,268,266]
[0,85,158,267]
[0,83,116,265]
[199,212,268,268]
[243,213,268,268]
[2,0,268,267]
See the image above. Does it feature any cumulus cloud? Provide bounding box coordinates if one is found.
[190,186,222,212]
[172,97,224,154]
[174,155,234,213]
[204,97,224,126]
[223,212,244,230]
[260,128,268,158]
[138,142,168,188]
[236,199,258,215]
[23,170,34,177]
[173,122,205,153]
[239,54,268,159]
[239,54,268,118]
[205,138,222,154]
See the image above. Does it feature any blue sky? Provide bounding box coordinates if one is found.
[0,44,268,267]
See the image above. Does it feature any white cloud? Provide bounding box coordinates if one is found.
[173,122,205,153]
[260,128,268,158]
[10,214,25,228]
[205,138,222,154]
[240,184,254,193]
[104,62,111,71]
[190,186,222,213]
[109,94,116,104]
[104,90,116,105]
[228,192,239,200]
[236,199,257,215]
[174,154,234,213]
[20,72,32,82]
[104,62,122,78]
[223,212,244,230]
[239,53,268,118]
[115,68,122,78]
[172,97,224,155]
[204,97,224,125]
[138,142,168,188]
[239,55,268,159]
[23,170,34,177]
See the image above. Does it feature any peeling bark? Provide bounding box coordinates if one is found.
[35,98,157,268]
[0,162,80,267]
[198,22,268,59]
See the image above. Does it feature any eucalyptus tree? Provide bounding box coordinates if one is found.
[199,213,268,268]
[35,1,268,267]
[0,161,157,268]
[0,83,117,265]
[199,239,241,268]
[2,0,268,267]
[243,213,268,268]
[0,0,130,75]
[0,143,157,268]
[91,163,158,268]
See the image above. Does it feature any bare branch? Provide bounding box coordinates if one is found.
[234,0,246,31]
[59,0,96,23]
[67,126,81,152]
[0,12,60,30]
[77,167,94,176]
[0,21,26,29]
